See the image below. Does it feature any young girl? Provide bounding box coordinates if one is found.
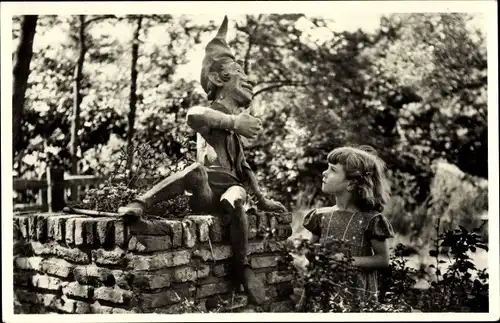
[301,145,395,304]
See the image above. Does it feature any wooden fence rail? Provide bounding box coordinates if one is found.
[13,167,161,213]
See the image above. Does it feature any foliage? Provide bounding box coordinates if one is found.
[72,140,191,216]
[282,222,489,312]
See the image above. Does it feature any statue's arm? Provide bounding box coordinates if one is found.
[186,106,235,134]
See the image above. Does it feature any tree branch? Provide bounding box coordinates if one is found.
[252,81,308,98]
[83,15,120,27]
[243,14,263,75]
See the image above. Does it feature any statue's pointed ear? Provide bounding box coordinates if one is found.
[207,71,225,87]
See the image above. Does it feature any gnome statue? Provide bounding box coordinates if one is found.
[118,16,288,305]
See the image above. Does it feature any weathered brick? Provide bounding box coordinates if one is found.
[208,216,224,242]
[172,265,210,282]
[30,241,90,264]
[54,215,81,242]
[96,218,114,246]
[140,290,184,308]
[251,255,277,269]
[90,301,113,314]
[31,273,63,290]
[126,250,192,271]
[128,235,172,252]
[14,256,43,271]
[14,272,33,287]
[112,307,137,313]
[65,218,76,244]
[265,240,284,252]
[28,216,37,240]
[274,212,292,224]
[276,224,292,239]
[111,269,131,290]
[185,215,213,242]
[269,299,294,312]
[18,216,29,239]
[166,220,183,247]
[131,270,171,289]
[269,216,278,235]
[94,286,134,305]
[73,264,114,285]
[62,281,92,299]
[114,220,128,248]
[181,219,196,248]
[75,300,91,313]
[46,217,57,239]
[247,241,265,255]
[256,272,268,285]
[212,263,230,277]
[40,258,76,278]
[14,289,43,305]
[129,218,170,235]
[267,271,293,284]
[196,281,230,298]
[265,285,278,300]
[91,247,126,266]
[248,214,257,239]
[13,239,32,256]
[194,245,232,261]
[257,212,269,236]
[74,218,87,246]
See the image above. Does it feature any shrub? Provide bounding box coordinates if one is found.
[280,221,489,312]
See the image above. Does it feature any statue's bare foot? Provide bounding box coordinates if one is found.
[243,267,266,305]
[117,201,145,220]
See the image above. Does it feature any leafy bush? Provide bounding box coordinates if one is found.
[70,141,192,217]
[280,222,489,312]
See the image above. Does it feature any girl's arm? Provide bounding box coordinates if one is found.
[352,239,390,269]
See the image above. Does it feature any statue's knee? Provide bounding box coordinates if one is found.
[220,186,247,210]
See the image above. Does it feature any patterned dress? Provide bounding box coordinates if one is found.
[302,206,395,301]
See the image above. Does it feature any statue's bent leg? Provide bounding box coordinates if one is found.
[220,185,266,305]
[118,162,212,218]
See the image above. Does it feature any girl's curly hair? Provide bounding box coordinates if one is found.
[327,145,390,212]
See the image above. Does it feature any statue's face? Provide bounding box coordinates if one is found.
[219,60,253,107]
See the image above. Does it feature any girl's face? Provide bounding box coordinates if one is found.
[322,163,350,194]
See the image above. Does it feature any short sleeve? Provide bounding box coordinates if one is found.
[303,209,321,237]
[366,214,395,241]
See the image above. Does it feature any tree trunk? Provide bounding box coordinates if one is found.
[126,16,143,182]
[70,15,87,201]
[12,15,38,154]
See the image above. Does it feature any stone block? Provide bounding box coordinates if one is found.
[30,241,90,264]
[54,215,81,242]
[35,214,49,242]
[165,220,183,248]
[276,224,292,239]
[140,290,184,308]
[90,301,113,314]
[208,216,223,242]
[128,218,170,236]
[126,250,191,271]
[257,212,269,236]
[212,263,230,277]
[63,281,93,299]
[269,299,294,312]
[267,271,293,284]
[31,273,62,290]
[73,264,114,285]
[65,218,76,245]
[75,300,91,313]
[128,235,172,252]
[181,219,196,248]
[40,258,76,278]
[247,241,265,255]
[250,255,278,269]
[172,265,210,283]
[14,256,43,271]
[96,218,115,246]
[28,216,37,240]
[196,281,230,298]
[17,216,29,239]
[74,218,87,246]
[131,270,171,289]
[274,212,292,224]
[114,220,128,248]
[269,216,278,235]
[111,269,131,290]
[92,247,126,266]
[14,272,34,287]
[185,215,213,242]
[248,214,257,239]
[194,245,232,262]
[94,286,134,305]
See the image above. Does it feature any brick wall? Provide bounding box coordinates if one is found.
[13,211,295,314]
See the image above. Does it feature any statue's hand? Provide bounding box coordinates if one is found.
[257,198,288,212]
[233,111,262,138]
